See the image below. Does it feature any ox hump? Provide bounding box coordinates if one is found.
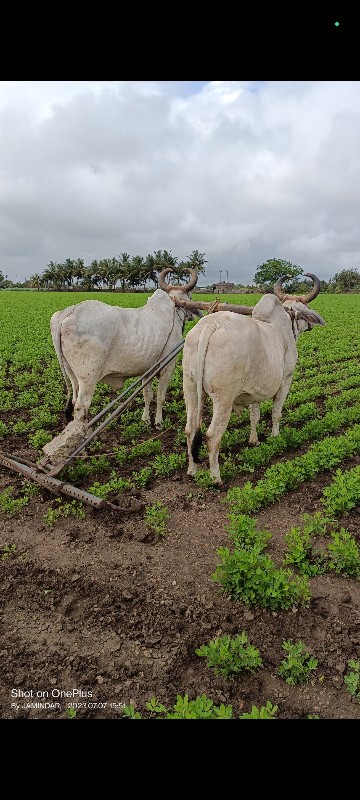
[252,294,283,322]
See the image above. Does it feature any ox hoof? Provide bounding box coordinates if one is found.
[155,423,163,431]
[248,439,259,447]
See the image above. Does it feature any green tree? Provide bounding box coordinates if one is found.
[253,258,303,290]
[117,252,132,292]
[331,268,360,293]
[29,273,42,290]
[187,249,208,277]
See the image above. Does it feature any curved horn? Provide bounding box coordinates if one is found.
[158,267,177,291]
[183,268,198,293]
[158,266,198,293]
[273,274,293,301]
[300,273,321,304]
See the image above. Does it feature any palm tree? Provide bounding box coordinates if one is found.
[117,252,131,292]
[29,273,42,290]
[128,255,145,290]
[187,249,208,277]
[89,260,102,290]
[74,258,85,287]
[42,261,59,290]
[144,254,159,289]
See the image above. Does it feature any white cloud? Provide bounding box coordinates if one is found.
[0,80,360,284]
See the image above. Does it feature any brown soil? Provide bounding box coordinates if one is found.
[1,439,360,720]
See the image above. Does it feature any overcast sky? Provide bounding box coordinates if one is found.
[1,80,360,286]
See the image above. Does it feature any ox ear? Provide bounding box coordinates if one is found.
[299,309,326,326]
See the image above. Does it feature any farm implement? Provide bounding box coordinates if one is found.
[0,297,252,508]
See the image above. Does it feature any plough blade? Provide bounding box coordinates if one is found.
[0,452,109,509]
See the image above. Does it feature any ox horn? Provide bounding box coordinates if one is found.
[273,274,293,302]
[158,266,198,293]
[300,273,321,304]
[183,267,198,292]
[273,273,320,304]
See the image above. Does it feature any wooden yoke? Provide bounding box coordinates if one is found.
[173,297,254,315]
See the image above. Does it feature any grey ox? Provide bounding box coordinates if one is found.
[50,268,201,429]
[183,274,325,484]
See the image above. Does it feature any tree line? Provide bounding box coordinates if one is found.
[0,251,207,292]
[1,255,360,293]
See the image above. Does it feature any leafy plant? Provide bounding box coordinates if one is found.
[0,420,9,437]
[0,487,29,517]
[43,499,86,527]
[122,704,142,719]
[321,466,360,515]
[21,480,40,498]
[66,706,77,719]
[153,452,186,477]
[213,547,310,610]
[1,543,17,560]
[344,660,360,700]
[28,428,53,449]
[145,501,169,536]
[284,526,325,576]
[278,640,318,685]
[327,529,360,577]
[131,467,153,488]
[196,632,262,678]
[227,513,270,552]
[123,694,233,719]
[239,701,278,719]
[193,469,218,489]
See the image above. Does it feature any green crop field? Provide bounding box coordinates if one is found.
[1,290,360,720]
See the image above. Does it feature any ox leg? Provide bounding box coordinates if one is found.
[206,400,233,484]
[73,380,95,423]
[141,382,153,426]
[249,404,261,445]
[271,376,292,437]
[154,360,176,429]
[184,377,199,477]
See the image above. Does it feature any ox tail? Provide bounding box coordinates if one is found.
[50,309,75,422]
[191,320,218,463]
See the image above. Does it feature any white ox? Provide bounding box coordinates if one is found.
[50,268,201,429]
[183,274,325,484]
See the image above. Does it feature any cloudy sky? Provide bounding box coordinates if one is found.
[1,80,360,286]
